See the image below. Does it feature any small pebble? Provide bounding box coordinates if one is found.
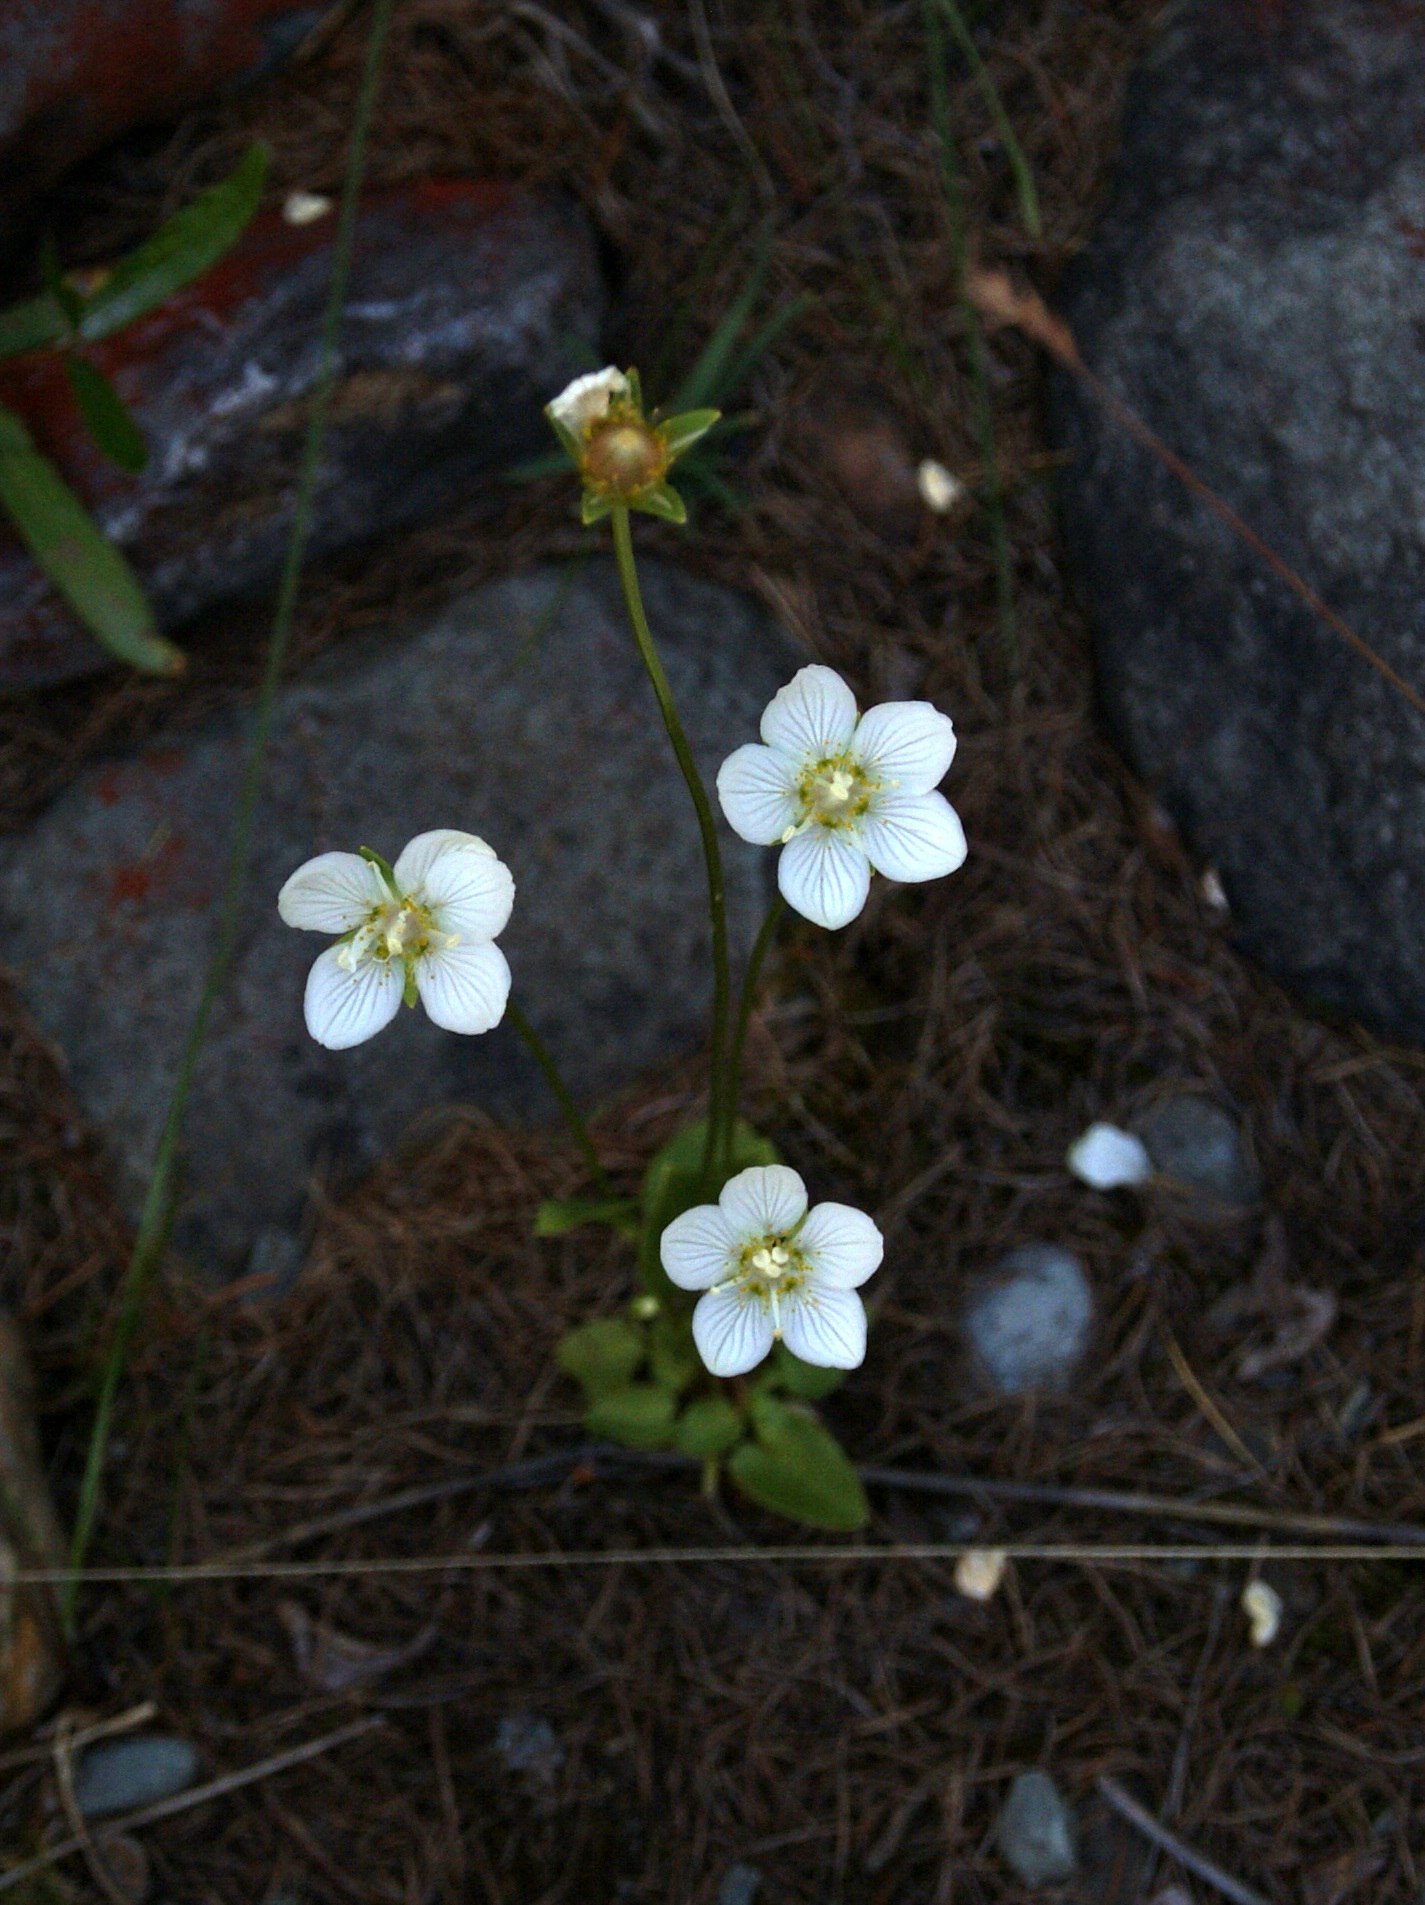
[995,1769,1078,1885]
[954,1547,1007,1601]
[283,190,333,225]
[716,1864,763,1905]
[71,1736,199,1820]
[496,1711,564,1778]
[1066,1121,1153,1189]
[1242,1579,1283,1647]
[1132,1094,1260,1210]
[916,457,964,512]
[964,1244,1094,1395]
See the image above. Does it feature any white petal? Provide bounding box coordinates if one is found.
[779,1285,867,1369]
[394,829,496,893]
[760,665,859,763]
[660,1203,741,1290]
[415,941,511,1035]
[278,852,384,934]
[778,828,872,930]
[304,944,403,1049]
[853,700,957,796]
[414,844,514,942]
[716,744,798,846]
[691,1288,776,1378]
[547,366,629,433]
[719,1164,806,1240]
[797,1202,883,1288]
[1066,1122,1153,1190]
[857,790,967,884]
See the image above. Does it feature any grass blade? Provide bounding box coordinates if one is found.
[64,356,148,472]
[931,0,1040,240]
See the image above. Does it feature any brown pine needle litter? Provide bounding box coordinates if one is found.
[2,2,1423,1901]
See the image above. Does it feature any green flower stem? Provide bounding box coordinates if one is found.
[62,0,397,1628]
[721,891,785,1173]
[506,997,613,1197]
[609,504,731,1193]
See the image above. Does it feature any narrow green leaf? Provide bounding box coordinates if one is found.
[0,404,183,675]
[769,1342,846,1400]
[556,1318,645,1400]
[930,0,1042,240]
[633,481,687,526]
[667,220,774,414]
[638,1117,780,1297]
[79,145,268,343]
[584,1382,677,1450]
[718,291,817,402]
[40,237,84,330]
[65,356,147,472]
[675,1395,744,1458]
[535,1196,638,1238]
[0,290,68,358]
[730,1406,868,1531]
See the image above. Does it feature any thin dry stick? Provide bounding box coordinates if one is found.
[1097,1775,1273,1905]
[51,1717,133,1905]
[1160,1321,1265,1477]
[0,1717,383,1895]
[687,0,776,204]
[0,1702,156,1777]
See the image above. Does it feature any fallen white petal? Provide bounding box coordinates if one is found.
[857,789,967,884]
[719,1164,806,1241]
[760,664,859,763]
[954,1547,1007,1601]
[692,1288,777,1377]
[1242,1580,1282,1647]
[778,827,872,930]
[415,843,514,942]
[660,1203,741,1291]
[1066,1122,1154,1190]
[797,1202,883,1288]
[278,851,385,934]
[304,944,403,1049]
[716,743,799,845]
[917,458,964,512]
[778,1286,867,1369]
[853,700,957,795]
[283,190,332,225]
[415,941,511,1034]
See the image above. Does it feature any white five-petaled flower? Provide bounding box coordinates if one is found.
[660,1164,883,1378]
[278,830,515,1050]
[716,664,967,930]
[546,366,631,438]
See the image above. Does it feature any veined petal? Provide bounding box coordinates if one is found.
[415,941,511,1035]
[278,852,384,934]
[798,1202,884,1288]
[760,665,859,763]
[779,1285,867,1369]
[858,790,967,884]
[394,829,497,894]
[716,744,798,846]
[778,828,872,930]
[719,1164,806,1241]
[415,844,514,942]
[691,1288,776,1378]
[304,944,402,1049]
[660,1203,741,1290]
[853,700,957,795]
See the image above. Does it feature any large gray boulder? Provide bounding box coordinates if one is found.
[1051,0,1425,1040]
[0,560,798,1272]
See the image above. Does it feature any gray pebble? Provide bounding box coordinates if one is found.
[71,1736,199,1820]
[1133,1095,1260,1210]
[496,1711,564,1779]
[716,1865,763,1905]
[995,1769,1078,1886]
[964,1245,1094,1395]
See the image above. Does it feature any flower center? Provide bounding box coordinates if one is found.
[709,1234,812,1339]
[784,755,876,839]
[583,419,668,496]
[337,895,458,971]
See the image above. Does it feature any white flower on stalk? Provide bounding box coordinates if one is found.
[546,366,630,437]
[716,664,967,930]
[278,831,514,1050]
[660,1164,883,1378]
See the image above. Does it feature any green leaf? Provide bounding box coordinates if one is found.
[648,1312,699,1395]
[675,1395,744,1458]
[637,1117,780,1297]
[0,290,69,358]
[657,408,721,460]
[0,402,183,676]
[580,489,614,525]
[632,481,687,525]
[543,413,583,464]
[535,1196,639,1239]
[729,1405,868,1531]
[667,221,774,414]
[65,356,147,472]
[556,1317,645,1399]
[584,1382,677,1450]
[769,1342,846,1400]
[40,238,84,331]
[79,145,268,343]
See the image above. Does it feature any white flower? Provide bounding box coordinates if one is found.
[916,457,964,513]
[716,664,967,929]
[1066,1122,1153,1190]
[660,1163,883,1378]
[278,830,515,1050]
[546,366,630,437]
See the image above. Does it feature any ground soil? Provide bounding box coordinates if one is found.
[2,2,1423,1900]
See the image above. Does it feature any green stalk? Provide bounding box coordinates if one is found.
[721,892,784,1171]
[505,997,613,1196]
[63,0,397,1626]
[609,505,731,1192]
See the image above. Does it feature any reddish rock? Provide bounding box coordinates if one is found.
[0,180,606,690]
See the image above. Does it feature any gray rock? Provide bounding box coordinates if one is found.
[1132,1094,1260,1210]
[496,1711,563,1779]
[716,1866,763,1905]
[964,1244,1094,1395]
[995,1770,1078,1887]
[71,1735,199,1820]
[1050,0,1425,1043]
[0,560,796,1271]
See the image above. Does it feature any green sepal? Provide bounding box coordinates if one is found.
[64,355,147,472]
[535,1196,639,1240]
[584,1382,676,1450]
[625,366,643,411]
[767,1342,846,1400]
[544,412,583,464]
[581,488,615,525]
[730,1398,868,1531]
[632,481,687,526]
[637,1117,780,1297]
[402,971,419,1008]
[358,845,399,892]
[556,1318,645,1400]
[675,1395,744,1458]
[658,408,720,461]
[648,1312,699,1395]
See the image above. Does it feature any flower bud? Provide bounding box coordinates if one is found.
[583,420,668,499]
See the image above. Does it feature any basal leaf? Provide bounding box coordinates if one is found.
[535,1196,638,1239]
[637,1118,780,1297]
[65,356,147,473]
[729,1404,868,1531]
[0,290,69,359]
[556,1318,644,1400]
[674,1394,744,1458]
[584,1382,677,1450]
